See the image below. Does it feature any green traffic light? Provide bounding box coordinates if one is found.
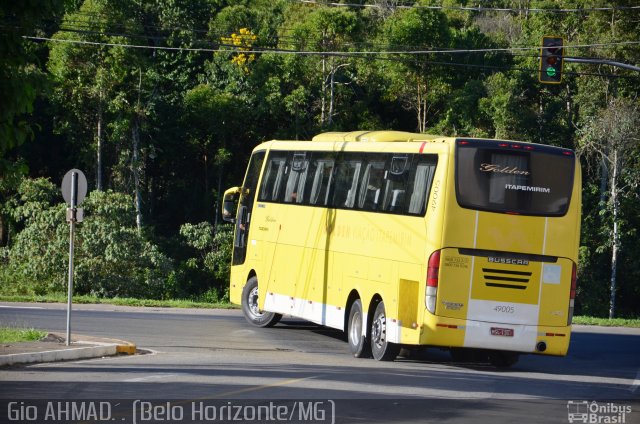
[540,36,564,83]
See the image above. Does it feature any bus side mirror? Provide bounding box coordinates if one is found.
[221,187,240,223]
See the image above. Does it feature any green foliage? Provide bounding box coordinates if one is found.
[0,0,64,156]
[0,178,172,299]
[176,223,233,302]
[208,225,233,283]
[573,316,640,328]
[576,98,640,317]
[382,5,450,55]
[431,79,490,137]
[1,178,68,295]
[74,190,173,298]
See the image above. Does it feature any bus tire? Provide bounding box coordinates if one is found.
[347,299,371,358]
[370,301,400,361]
[241,276,281,328]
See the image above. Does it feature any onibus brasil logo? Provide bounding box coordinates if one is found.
[567,401,633,423]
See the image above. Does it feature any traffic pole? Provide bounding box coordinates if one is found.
[66,171,77,346]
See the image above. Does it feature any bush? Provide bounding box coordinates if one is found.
[178,222,233,302]
[0,178,68,294]
[0,178,173,299]
[74,190,172,298]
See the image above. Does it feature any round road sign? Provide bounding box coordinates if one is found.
[61,169,88,206]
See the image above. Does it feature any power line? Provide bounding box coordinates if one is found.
[6,10,640,57]
[10,15,638,55]
[292,0,640,14]
[25,34,640,57]
[24,34,639,80]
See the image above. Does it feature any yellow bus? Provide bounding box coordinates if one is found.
[222,131,581,367]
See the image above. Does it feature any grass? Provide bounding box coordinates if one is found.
[0,294,236,310]
[572,316,640,328]
[0,327,47,343]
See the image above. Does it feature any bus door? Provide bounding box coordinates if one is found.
[233,151,266,265]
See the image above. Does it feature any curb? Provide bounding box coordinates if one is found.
[0,344,118,367]
[116,343,137,355]
[0,335,137,367]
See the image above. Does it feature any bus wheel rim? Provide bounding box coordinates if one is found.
[350,311,362,345]
[248,286,263,318]
[372,314,386,346]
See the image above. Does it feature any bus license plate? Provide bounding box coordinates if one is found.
[491,327,514,337]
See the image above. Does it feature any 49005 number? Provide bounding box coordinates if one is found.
[493,305,515,314]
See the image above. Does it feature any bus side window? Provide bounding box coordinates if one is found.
[358,159,385,211]
[309,158,334,206]
[284,153,309,204]
[259,154,287,202]
[408,160,437,215]
[333,159,362,208]
[382,155,410,213]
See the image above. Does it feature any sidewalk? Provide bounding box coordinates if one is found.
[0,332,136,367]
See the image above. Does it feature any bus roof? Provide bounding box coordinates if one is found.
[257,132,574,156]
[311,131,442,143]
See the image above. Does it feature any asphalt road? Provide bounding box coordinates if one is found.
[0,302,638,424]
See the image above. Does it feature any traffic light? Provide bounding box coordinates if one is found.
[539,36,564,84]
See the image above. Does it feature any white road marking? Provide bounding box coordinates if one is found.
[124,373,179,383]
[0,305,45,309]
[631,368,640,393]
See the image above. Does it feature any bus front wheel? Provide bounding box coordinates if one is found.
[347,299,371,358]
[241,277,281,328]
[370,301,400,361]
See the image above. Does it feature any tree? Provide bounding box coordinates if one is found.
[0,1,64,160]
[479,73,538,140]
[47,0,131,191]
[183,86,241,222]
[0,1,65,249]
[578,98,640,318]
[380,4,451,132]
[287,7,360,128]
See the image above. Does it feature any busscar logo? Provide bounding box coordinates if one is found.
[488,257,529,266]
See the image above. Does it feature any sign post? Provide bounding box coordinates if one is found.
[61,169,87,346]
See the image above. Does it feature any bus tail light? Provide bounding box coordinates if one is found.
[567,262,577,325]
[426,250,441,314]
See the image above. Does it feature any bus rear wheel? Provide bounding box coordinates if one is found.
[241,276,281,328]
[347,299,371,358]
[370,301,400,361]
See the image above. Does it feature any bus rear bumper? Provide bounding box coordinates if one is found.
[420,316,571,356]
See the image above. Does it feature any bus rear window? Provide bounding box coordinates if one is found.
[455,139,575,216]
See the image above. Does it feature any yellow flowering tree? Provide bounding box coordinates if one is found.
[220,27,257,73]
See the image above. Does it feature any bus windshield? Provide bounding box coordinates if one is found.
[455,139,575,216]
